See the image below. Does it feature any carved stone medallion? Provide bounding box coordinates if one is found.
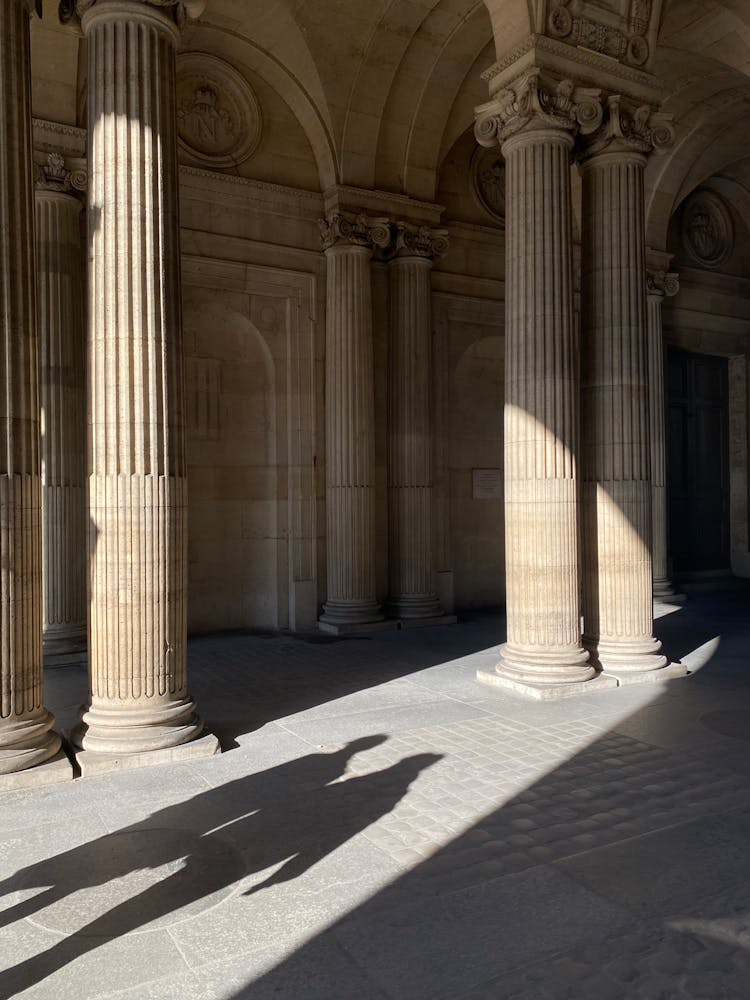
[682,191,733,269]
[471,146,506,224]
[176,53,261,168]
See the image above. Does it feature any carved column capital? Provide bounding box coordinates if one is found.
[319,212,391,253]
[646,268,679,299]
[60,0,205,30]
[392,222,449,262]
[578,94,674,161]
[475,69,602,148]
[34,151,87,196]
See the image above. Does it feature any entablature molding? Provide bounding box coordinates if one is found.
[323,185,444,229]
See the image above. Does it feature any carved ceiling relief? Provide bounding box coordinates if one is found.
[546,0,654,68]
[681,191,733,270]
[176,53,262,169]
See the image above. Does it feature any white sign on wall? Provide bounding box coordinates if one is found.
[472,468,503,500]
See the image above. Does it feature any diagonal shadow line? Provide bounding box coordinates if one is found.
[0,736,441,997]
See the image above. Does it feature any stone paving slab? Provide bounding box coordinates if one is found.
[0,594,749,999]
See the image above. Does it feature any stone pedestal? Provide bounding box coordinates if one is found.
[73,0,217,762]
[579,98,671,675]
[35,160,87,657]
[474,72,598,691]
[646,261,680,601]
[319,213,393,633]
[0,0,70,782]
[387,225,450,624]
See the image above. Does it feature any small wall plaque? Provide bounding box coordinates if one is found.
[472,468,503,500]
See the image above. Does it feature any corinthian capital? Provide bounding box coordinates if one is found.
[475,69,602,147]
[393,223,449,261]
[579,95,675,160]
[319,213,392,253]
[646,269,679,299]
[60,0,205,28]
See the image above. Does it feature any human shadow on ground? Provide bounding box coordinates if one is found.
[0,736,441,997]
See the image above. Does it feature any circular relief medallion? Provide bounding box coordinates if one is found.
[682,190,733,268]
[176,53,262,168]
[471,146,506,224]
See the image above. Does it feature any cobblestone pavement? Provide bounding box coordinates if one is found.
[0,591,749,999]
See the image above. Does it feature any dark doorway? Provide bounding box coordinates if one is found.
[667,347,730,573]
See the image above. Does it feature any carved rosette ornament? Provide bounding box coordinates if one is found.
[579,95,675,159]
[319,212,391,252]
[35,151,87,194]
[474,70,603,148]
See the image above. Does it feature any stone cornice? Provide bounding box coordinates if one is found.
[481,34,662,107]
[475,69,602,147]
[323,185,443,228]
[33,118,87,157]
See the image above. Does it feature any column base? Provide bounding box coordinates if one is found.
[319,599,386,631]
[478,668,618,701]
[398,614,458,630]
[319,619,398,635]
[496,642,596,685]
[75,732,220,777]
[70,696,207,756]
[0,709,63,776]
[43,624,87,658]
[586,636,668,674]
[388,594,444,620]
[653,578,685,602]
[602,662,688,686]
[0,749,74,792]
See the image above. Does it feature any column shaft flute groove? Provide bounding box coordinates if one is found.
[74,1,207,756]
[36,188,87,655]
[580,151,666,672]
[387,253,443,620]
[0,0,63,775]
[497,128,591,685]
[320,243,383,627]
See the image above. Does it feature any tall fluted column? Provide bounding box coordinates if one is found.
[0,0,69,782]
[35,154,87,656]
[474,72,601,690]
[319,213,392,633]
[579,97,672,674]
[73,0,216,765]
[387,224,449,623]
[646,261,679,600]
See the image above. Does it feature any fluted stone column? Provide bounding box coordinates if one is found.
[35,154,87,656]
[474,71,602,694]
[319,213,394,633]
[646,261,680,600]
[0,0,71,785]
[579,96,677,678]
[72,0,217,768]
[387,224,451,624]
